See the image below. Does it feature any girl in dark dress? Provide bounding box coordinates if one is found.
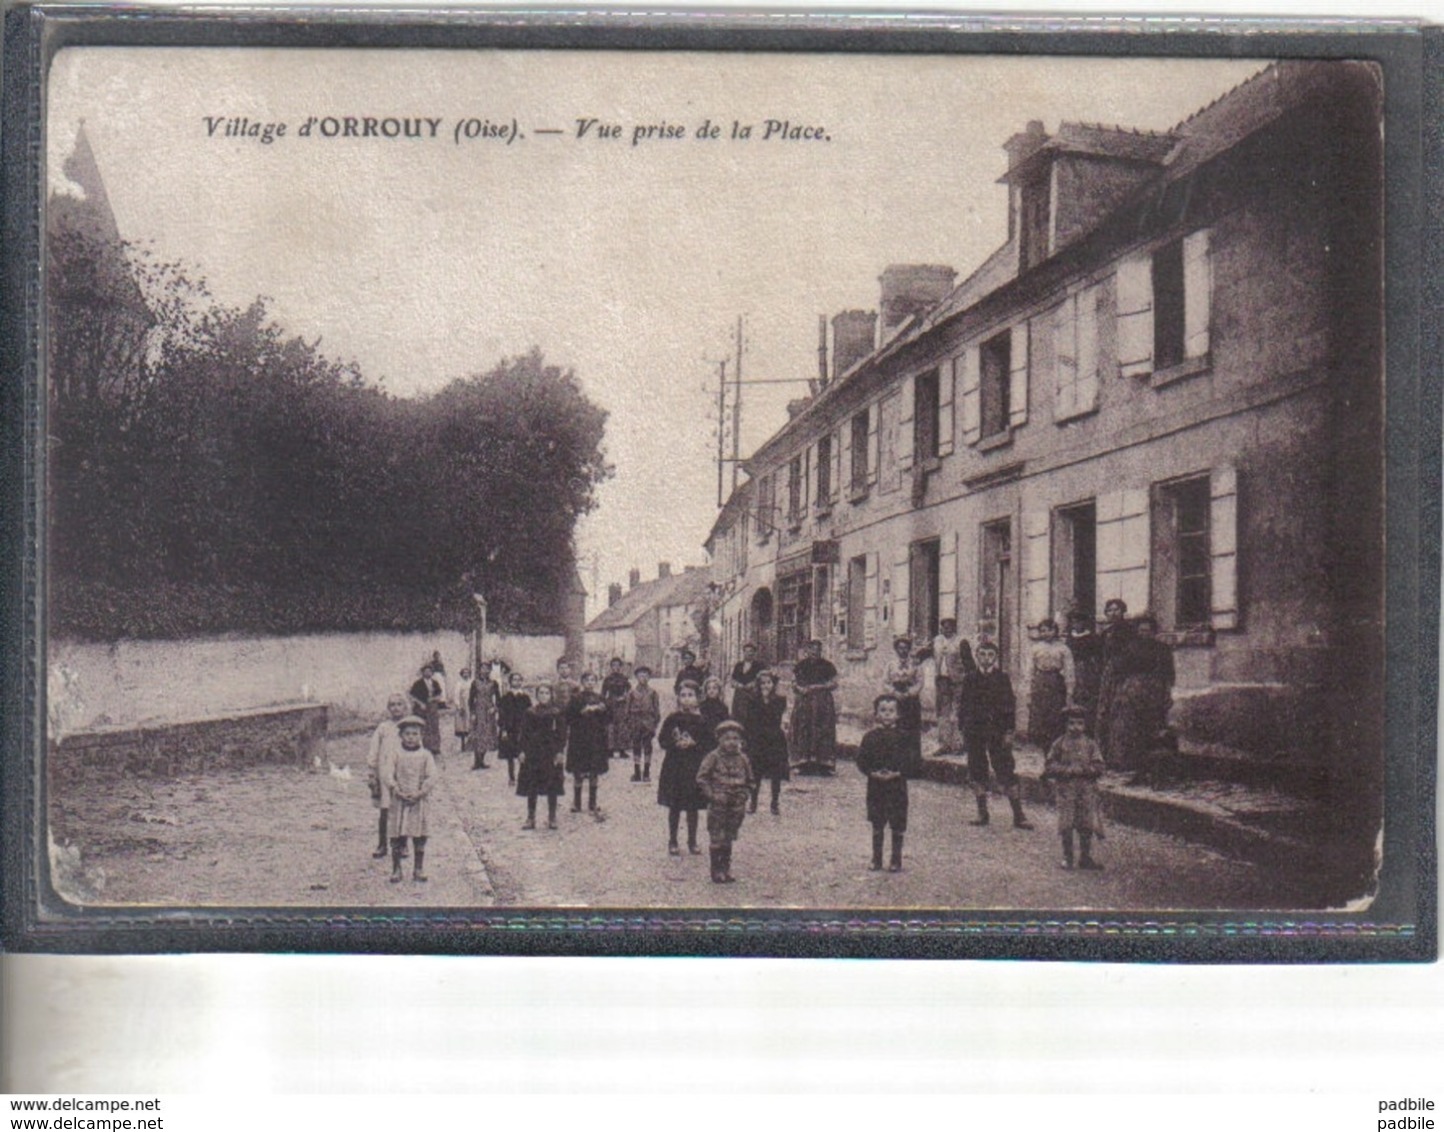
[565,671,611,814]
[496,671,531,785]
[700,675,730,738]
[656,682,713,855]
[516,683,566,830]
[1064,609,1104,736]
[1104,615,1176,772]
[729,643,765,723]
[738,669,789,814]
[601,658,632,760]
[791,640,839,775]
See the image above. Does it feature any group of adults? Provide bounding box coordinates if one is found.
[406,651,509,769]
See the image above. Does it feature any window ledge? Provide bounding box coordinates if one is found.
[848,484,871,504]
[977,429,1014,453]
[813,502,833,520]
[1158,627,1216,648]
[919,455,943,473]
[1151,354,1211,389]
[1054,403,1099,426]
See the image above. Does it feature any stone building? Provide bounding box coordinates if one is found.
[585,563,712,678]
[705,61,1382,785]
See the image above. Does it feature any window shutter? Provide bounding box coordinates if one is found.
[938,363,956,456]
[1210,465,1238,630]
[867,404,879,486]
[958,348,981,445]
[1054,297,1077,420]
[1096,488,1150,614]
[938,529,958,624]
[898,376,916,471]
[864,551,879,649]
[1183,228,1213,360]
[1116,252,1154,377]
[1009,321,1030,428]
[1077,284,1100,412]
[892,543,910,644]
[1023,509,1051,627]
[831,429,842,503]
[840,418,852,495]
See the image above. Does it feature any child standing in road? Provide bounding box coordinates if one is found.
[959,641,1033,830]
[856,694,920,872]
[656,682,712,856]
[517,682,566,830]
[386,716,438,883]
[601,658,632,761]
[366,693,408,859]
[1043,706,1106,870]
[696,719,754,883]
[496,670,531,785]
[566,670,611,814]
[624,666,661,782]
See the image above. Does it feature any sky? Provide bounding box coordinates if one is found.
[48,49,1267,619]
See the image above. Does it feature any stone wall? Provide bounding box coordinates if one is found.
[48,629,565,738]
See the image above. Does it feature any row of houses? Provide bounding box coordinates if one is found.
[703,61,1383,773]
[583,563,712,679]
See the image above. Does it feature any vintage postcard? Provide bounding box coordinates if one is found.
[9,15,1434,957]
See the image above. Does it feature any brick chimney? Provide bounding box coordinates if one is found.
[628,567,641,590]
[832,310,878,380]
[658,561,672,579]
[880,265,956,336]
[608,583,623,606]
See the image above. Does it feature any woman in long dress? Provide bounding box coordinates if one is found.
[469,661,501,769]
[790,640,839,776]
[1094,599,1134,760]
[1104,614,1176,772]
[408,664,444,756]
[1026,618,1075,751]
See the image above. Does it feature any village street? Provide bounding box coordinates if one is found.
[62,729,1324,914]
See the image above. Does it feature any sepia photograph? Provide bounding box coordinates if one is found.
[30,36,1412,943]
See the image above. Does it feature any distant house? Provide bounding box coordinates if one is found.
[706,61,1382,782]
[585,564,713,678]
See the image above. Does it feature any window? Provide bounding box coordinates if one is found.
[908,539,941,644]
[846,554,867,650]
[1118,228,1213,379]
[777,569,812,662]
[1053,501,1097,620]
[979,520,1013,668]
[850,410,870,493]
[914,369,940,462]
[755,474,776,543]
[979,332,1011,440]
[787,455,803,525]
[1153,476,1212,629]
[815,434,833,507]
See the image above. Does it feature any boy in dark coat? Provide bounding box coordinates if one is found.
[856,694,921,871]
[656,682,712,855]
[566,670,611,814]
[517,683,566,830]
[958,641,1033,830]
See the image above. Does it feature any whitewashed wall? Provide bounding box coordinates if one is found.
[48,630,565,737]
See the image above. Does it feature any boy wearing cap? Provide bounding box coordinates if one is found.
[695,719,755,883]
[385,715,438,883]
[624,666,661,782]
[958,641,1033,830]
[1042,706,1105,869]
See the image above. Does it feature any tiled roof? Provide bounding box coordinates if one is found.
[586,567,711,632]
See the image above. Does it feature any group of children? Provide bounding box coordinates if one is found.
[365,641,1107,888]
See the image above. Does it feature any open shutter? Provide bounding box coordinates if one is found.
[1116,252,1154,377]
[1183,228,1213,360]
[937,363,956,456]
[898,376,916,471]
[1009,322,1030,428]
[1210,465,1238,630]
[839,418,852,496]
[831,430,842,504]
[1077,284,1100,412]
[1023,509,1051,627]
[864,551,879,649]
[1054,296,1078,420]
[803,446,812,519]
[892,543,911,643]
[1097,488,1150,614]
[958,349,981,446]
[867,404,880,487]
[938,530,958,625]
